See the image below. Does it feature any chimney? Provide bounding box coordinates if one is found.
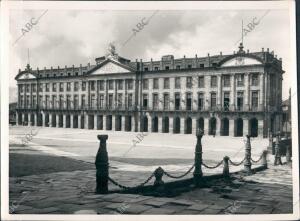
[267,48,269,52]
[18,69,21,73]
[57,66,60,70]
[233,51,236,54]
[271,51,274,56]
[279,58,282,61]
[262,48,264,52]
[220,52,222,56]
[275,55,277,58]
[195,54,198,58]
[247,49,249,53]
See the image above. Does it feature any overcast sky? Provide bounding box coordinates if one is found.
[9,9,292,99]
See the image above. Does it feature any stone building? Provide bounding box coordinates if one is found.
[15,43,284,137]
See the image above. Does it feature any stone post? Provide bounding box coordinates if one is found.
[95,135,109,194]
[262,150,268,168]
[194,128,203,186]
[274,134,283,165]
[244,135,252,173]
[286,144,292,163]
[268,129,273,153]
[154,167,164,187]
[223,156,230,178]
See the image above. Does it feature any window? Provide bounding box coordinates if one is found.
[211,92,217,109]
[251,73,259,86]
[175,77,181,89]
[163,78,169,89]
[251,91,259,109]
[59,83,64,92]
[81,95,86,107]
[39,84,43,92]
[165,66,169,70]
[82,82,86,91]
[74,82,79,91]
[74,95,79,108]
[26,95,30,107]
[200,64,204,68]
[52,95,56,108]
[143,94,148,109]
[117,80,123,90]
[75,72,78,76]
[176,65,180,70]
[237,91,244,111]
[67,82,71,91]
[143,79,149,90]
[153,78,159,89]
[20,95,24,107]
[26,85,30,93]
[237,74,244,86]
[144,67,149,71]
[127,79,133,90]
[99,94,104,108]
[108,94,113,108]
[198,93,204,110]
[99,80,105,91]
[187,64,192,69]
[198,76,204,88]
[153,94,159,110]
[45,95,49,108]
[223,75,231,87]
[45,83,50,92]
[90,94,96,108]
[154,67,159,71]
[186,77,193,88]
[32,84,36,92]
[175,93,181,110]
[223,92,230,111]
[19,85,23,93]
[90,81,95,91]
[186,93,192,110]
[39,95,42,107]
[128,94,133,108]
[32,95,37,107]
[108,80,114,90]
[163,94,169,110]
[211,76,217,88]
[52,83,57,92]
[67,95,71,109]
[117,94,123,107]
[68,73,71,76]
[212,63,217,67]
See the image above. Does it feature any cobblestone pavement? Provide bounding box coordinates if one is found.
[9,160,293,214]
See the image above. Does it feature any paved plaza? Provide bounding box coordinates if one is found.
[8,126,293,214]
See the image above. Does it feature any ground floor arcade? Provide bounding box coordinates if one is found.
[15,110,282,138]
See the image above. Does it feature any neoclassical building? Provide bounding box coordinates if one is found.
[15,43,284,137]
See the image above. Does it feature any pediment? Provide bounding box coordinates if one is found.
[89,60,132,75]
[17,72,36,80]
[221,56,262,67]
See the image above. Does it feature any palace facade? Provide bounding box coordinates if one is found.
[15,43,284,137]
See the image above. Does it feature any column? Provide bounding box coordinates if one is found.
[259,73,264,111]
[42,113,46,127]
[258,119,264,137]
[84,114,88,129]
[229,119,235,136]
[70,114,74,128]
[217,75,222,109]
[94,115,97,130]
[56,115,59,128]
[22,113,25,125]
[204,118,209,135]
[147,115,151,132]
[78,115,82,129]
[49,114,52,127]
[244,73,250,111]
[34,113,37,126]
[103,115,107,130]
[16,112,19,126]
[230,74,236,111]
[63,114,67,128]
[158,116,163,133]
[243,119,249,136]
[112,115,115,131]
[121,116,125,131]
[180,117,185,134]
[169,116,173,133]
[192,117,197,134]
[131,115,135,132]
[215,117,221,136]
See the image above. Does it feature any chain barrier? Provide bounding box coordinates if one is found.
[108,172,155,190]
[202,160,224,169]
[163,164,195,179]
[228,157,246,166]
[251,154,263,163]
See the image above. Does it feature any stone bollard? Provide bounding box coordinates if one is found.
[95,135,109,194]
[274,134,283,165]
[268,130,274,154]
[223,156,230,178]
[286,144,292,164]
[261,150,268,168]
[193,128,204,186]
[244,135,252,174]
[154,167,164,187]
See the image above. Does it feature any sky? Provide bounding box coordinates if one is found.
[9,9,292,100]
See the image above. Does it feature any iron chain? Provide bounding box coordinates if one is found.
[202,160,223,169]
[229,157,246,166]
[108,172,155,190]
[163,164,195,179]
[251,154,263,163]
